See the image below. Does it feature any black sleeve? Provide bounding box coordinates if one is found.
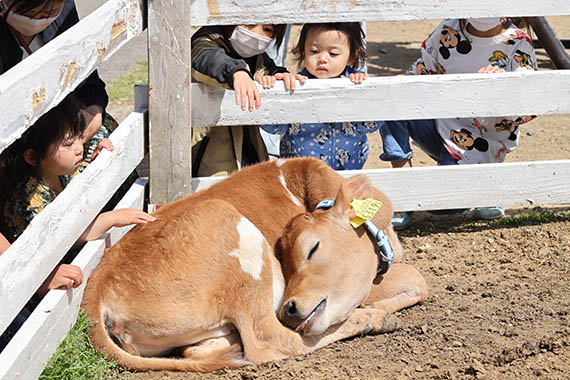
[263,53,289,75]
[192,48,249,89]
[43,0,109,109]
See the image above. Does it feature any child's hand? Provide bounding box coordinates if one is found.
[92,138,114,160]
[233,70,261,112]
[274,73,307,91]
[343,72,369,84]
[478,64,506,74]
[47,264,83,290]
[257,75,277,89]
[107,208,156,227]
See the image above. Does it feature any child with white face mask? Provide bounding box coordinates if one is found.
[378,17,538,229]
[191,24,304,177]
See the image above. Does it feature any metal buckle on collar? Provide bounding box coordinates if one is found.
[314,199,394,275]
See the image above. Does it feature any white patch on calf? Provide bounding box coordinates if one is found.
[229,218,265,280]
[279,171,302,207]
[275,159,285,167]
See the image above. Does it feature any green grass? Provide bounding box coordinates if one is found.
[40,310,121,380]
[490,209,570,226]
[106,60,148,103]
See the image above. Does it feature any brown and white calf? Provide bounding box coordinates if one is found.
[81,157,428,372]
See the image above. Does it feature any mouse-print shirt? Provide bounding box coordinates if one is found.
[408,19,537,164]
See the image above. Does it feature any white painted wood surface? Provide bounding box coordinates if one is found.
[192,70,570,127]
[190,0,570,25]
[191,160,570,210]
[0,0,144,155]
[0,179,147,380]
[0,112,144,336]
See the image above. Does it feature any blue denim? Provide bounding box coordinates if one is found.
[379,119,458,166]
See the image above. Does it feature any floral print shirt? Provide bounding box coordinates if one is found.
[2,176,71,243]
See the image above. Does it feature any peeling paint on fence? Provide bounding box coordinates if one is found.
[206,0,223,22]
[110,18,127,41]
[31,87,46,110]
[60,59,78,90]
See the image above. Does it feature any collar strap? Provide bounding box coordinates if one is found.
[314,199,394,275]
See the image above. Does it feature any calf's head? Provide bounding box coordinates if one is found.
[277,174,400,335]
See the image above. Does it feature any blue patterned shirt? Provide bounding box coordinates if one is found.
[261,67,384,170]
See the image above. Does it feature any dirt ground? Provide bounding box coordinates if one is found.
[113,17,570,380]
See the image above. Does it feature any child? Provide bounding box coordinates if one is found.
[0,96,154,291]
[260,22,383,170]
[191,24,304,177]
[379,17,537,229]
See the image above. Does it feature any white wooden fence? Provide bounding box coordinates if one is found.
[0,0,569,379]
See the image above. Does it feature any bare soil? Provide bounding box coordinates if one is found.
[112,17,570,380]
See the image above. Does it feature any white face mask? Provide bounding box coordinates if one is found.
[4,7,60,37]
[467,17,502,32]
[229,26,273,58]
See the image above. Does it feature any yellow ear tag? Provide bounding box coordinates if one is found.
[349,198,383,228]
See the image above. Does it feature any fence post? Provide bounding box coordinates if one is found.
[148,0,192,204]
[529,16,570,69]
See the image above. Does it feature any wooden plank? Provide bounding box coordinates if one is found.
[0,112,144,336]
[0,0,145,155]
[191,0,570,25]
[191,70,570,127]
[0,240,106,380]
[191,160,570,210]
[148,0,192,204]
[0,179,147,380]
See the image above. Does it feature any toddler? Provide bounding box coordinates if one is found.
[260,22,383,170]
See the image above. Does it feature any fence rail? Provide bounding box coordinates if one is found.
[192,160,570,210]
[192,70,570,127]
[190,0,570,25]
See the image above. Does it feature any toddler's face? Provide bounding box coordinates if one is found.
[304,28,351,79]
[40,133,84,177]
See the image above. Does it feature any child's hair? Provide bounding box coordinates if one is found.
[224,24,288,50]
[292,22,367,71]
[0,95,85,221]
[1,0,66,19]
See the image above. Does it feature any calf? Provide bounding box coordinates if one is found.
[81,157,428,372]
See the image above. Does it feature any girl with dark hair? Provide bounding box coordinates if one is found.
[260,22,384,170]
[0,0,116,153]
[0,96,154,281]
[191,23,303,177]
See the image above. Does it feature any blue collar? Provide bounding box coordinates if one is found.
[314,199,394,275]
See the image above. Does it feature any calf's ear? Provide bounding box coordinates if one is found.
[332,174,373,220]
